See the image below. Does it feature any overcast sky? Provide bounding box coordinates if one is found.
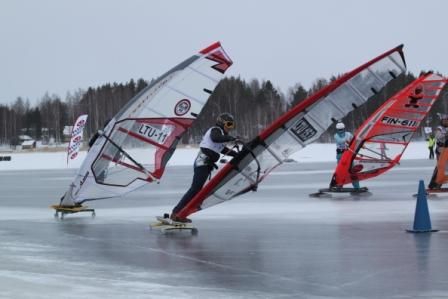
[1,0,447,105]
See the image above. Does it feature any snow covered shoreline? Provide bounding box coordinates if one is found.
[0,141,431,171]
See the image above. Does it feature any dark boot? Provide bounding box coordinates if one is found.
[170,213,192,223]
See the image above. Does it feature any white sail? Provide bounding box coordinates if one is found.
[60,42,233,206]
[176,45,407,218]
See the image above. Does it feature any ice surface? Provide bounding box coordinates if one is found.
[0,143,448,298]
[1,156,448,298]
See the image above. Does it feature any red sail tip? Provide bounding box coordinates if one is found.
[199,42,222,54]
[200,42,233,74]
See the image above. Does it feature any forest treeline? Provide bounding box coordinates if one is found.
[1,72,447,146]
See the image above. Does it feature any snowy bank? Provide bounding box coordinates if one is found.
[0,142,431,171]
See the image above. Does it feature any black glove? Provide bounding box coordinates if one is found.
[227,150,239,157]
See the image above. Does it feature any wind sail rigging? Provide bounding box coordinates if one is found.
[331,73,446,187]
[177,45,407,219]
[67,114,88,163]
[60,42,233,206]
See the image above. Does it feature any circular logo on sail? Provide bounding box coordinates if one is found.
[174,99,191,116]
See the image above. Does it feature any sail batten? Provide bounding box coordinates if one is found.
[187,66,220,84]
[166,85,206,105]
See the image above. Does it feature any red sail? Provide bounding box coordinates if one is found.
[332,73,446,187]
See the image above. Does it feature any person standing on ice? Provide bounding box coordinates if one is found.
[434,125,447,160]
[170,113,239,223]
[427,133,436,160]
[333,122,361,190]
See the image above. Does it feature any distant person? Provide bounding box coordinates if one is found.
[435,125,447,160]
[170,113,239,223]
[428,133,435,160]
[333,122,360,190]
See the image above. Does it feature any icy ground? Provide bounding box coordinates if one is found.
[1,153,448,298]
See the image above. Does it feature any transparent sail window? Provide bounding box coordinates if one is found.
[369,131,414,143]
[92,141,150,187]
[211,145,280,202]
[357,141,405,162]
[91,119,180,187]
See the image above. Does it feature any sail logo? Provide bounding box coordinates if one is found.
[137,123,173,144]
[80,171,89,186]
[206,50,233,74]
[381,116,418,127]
[290,118,317,142]
[174,99,191,116]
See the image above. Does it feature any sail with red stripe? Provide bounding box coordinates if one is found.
[177,45,407,219]
[331,73,446,187]
[60,42,233,205]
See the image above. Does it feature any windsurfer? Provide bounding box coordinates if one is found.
[331,122,361,190]
[170,113,239,223]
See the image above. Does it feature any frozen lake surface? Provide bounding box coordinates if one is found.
[1,159,448,298]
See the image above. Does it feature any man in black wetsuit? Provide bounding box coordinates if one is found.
[171,113,239,223]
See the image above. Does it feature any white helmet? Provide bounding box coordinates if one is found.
[336,122,345,130]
